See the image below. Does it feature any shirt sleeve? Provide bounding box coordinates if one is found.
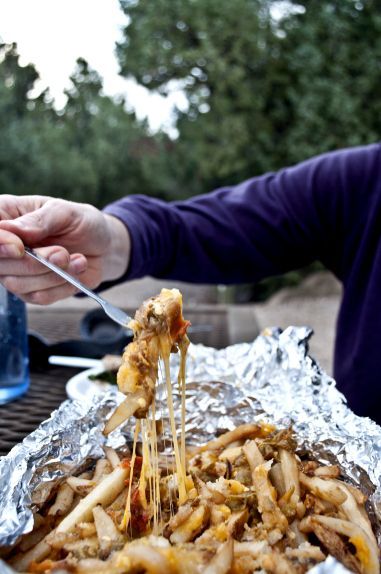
[103,143,381,286]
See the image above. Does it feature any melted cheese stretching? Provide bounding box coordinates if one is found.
[178,340,188,473]
[162,349,187,505]
[151,400,161,534]
[139,420,151,510]
[120,421,140,531]
[118,289,190,529]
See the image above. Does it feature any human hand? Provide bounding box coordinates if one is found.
[0,195,130,304]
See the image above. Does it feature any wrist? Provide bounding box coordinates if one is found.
[102,214,131,282]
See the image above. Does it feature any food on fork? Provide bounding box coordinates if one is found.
[6,425,379,574]
[104,287,191,528]
[104,288,190,435]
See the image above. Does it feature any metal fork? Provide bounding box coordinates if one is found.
[24,247,132,329]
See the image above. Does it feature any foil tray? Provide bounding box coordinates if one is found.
[0,326,380,573]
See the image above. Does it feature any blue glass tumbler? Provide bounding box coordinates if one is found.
[0,286,30,403]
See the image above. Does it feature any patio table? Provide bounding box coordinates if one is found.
[0,307,89,456]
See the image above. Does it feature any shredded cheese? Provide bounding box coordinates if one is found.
[120,421,140,532]
[162,349,187,505]
[178,339,188,474]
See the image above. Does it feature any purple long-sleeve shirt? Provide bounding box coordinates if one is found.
[104,143,381,424]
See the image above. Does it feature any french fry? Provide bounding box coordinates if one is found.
[260,551,298,573]
[226,509,249,538]
[46,531,75,551]
[203,537,233,574]
[92,505,123,558]
[243,439,265,473]
[48,483,74,517]
[299,472,347,506]
[108,489,128,511]
[63,535,99,558]
[32,514,45,529]
[233,540,269,558]
[252,461,288,533]
[66,477,96,497]
[92,459,112,482]
[18,523,52,553]
[103,396,143,435]
[76,522,97,539]
[288,519,308,545]
[304,515,380,574]
[104,447,121,469]
[102,354,122,372]
[76,557,117,572]
[346,483,367,505]
[314,465,340,479]
[121,541,172,574]
[193,424,261,454]
[334,481,376,547]
[9,538,52,572]
[31,481,56,507]
[218,445,243,464]
[279,448,300,506]
[56,465,129,534]
[170,504,210,544]
[285,544,325,561]
[269,462,286,496]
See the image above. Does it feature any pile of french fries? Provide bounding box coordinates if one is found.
[2,423,379,574]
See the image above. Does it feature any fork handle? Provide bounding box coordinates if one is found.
[24,247,106,306]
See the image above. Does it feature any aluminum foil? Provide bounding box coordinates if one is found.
[0,326,380,574]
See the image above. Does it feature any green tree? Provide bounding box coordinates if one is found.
[276,0,381,161]
[62,57,176,205]
[117,0,381,196]
[0,45,99,200]
[0,46,172,206]
[0,42,46,117]
[117,0,273,193]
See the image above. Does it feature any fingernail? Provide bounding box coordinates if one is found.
[49,251,69,267]
[0,244,22,258]
[72,257,87,274]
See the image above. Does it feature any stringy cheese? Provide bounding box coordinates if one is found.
[120,421,140,531]
[179,340,187,473]
[118,289,190,534]
[162,351,187,505]
[121,333,189,533]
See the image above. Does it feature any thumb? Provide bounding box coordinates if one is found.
[0,200,71,245]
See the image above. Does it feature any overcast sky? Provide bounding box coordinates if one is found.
[0,0,187,131]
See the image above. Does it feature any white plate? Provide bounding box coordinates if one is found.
[66,367,115,401]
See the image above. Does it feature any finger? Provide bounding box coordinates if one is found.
[16,255,100,305]
[0,246,75,276]
[0,195,50,220]
[0,229,25,258]
[0,272,68,295]
[0,199,77,245]
[0,255,87,295]
[72,255,103,290]
[23,283,79,305]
